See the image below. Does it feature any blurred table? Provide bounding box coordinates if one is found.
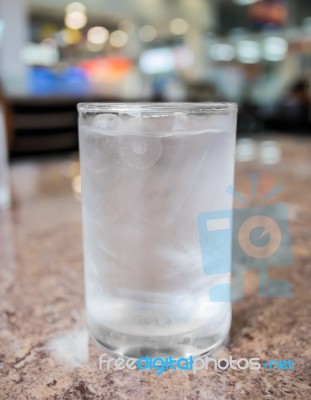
[0,136,310,399]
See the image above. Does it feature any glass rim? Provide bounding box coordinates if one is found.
[77,102,238,115]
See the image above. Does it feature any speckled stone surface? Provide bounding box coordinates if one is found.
[0,136,310,399]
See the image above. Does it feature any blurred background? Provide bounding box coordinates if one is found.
[0,0,311,156]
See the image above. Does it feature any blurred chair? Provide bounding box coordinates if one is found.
[9,97,79,156]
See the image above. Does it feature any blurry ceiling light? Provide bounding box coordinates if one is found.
[65,11,87,30]
[118,20,135,34]
[110,30,128,47]
[233,0,258,5]
[66,2,86,14]
[87,26,109,45]
[60,28,82,45]
[170,18,189,36]
[140,48,175,74]
[87,42,105,52]
[263,37,288,62]
[210,43,235,61]
[21,42,59,66]
[237,40,261,63]
[139,25,157,43]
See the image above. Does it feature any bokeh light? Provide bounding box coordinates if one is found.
[169,18,189,35]
[109,30,128,48]
[60,29,82,45]
[210,43,235,61]
[21,42,59,66]
[66,2,86,14]
[263,37,288,62]
[87,27,109,45]
[139,25,157,43]
[65,11,87,30]
[237,40,261,63]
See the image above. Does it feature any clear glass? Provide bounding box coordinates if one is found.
[78,103,237,359]
[0,104,11,209]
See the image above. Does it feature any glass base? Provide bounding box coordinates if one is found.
[89,313,231,359]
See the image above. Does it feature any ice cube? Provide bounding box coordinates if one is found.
[91,113,119,133]
[172,112,209,134]
[117,135,163,169]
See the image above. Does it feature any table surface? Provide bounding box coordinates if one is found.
[0,135,310,400]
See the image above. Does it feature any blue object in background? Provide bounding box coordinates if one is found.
[29,66,89,96]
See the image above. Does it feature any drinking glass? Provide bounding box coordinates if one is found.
[78,103,237,359]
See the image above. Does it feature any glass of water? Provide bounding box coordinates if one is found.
[78,103,237,359]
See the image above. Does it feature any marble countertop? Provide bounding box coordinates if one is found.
[0,136,310,399]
